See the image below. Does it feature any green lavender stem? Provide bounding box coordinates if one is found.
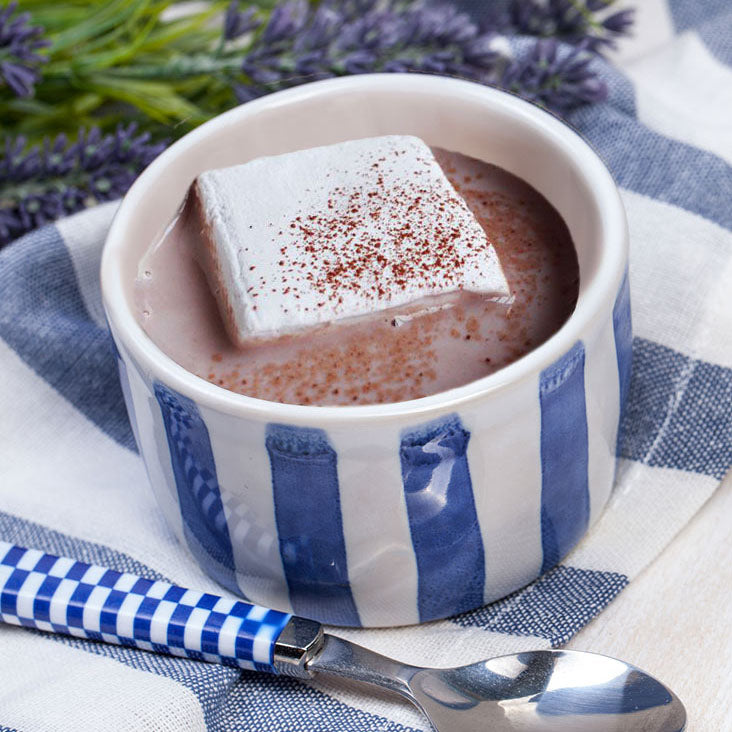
[74,54,246,80]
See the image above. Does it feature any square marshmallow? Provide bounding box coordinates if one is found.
[191,135,509,346]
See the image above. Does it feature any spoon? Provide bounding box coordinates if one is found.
[0,542,686,731]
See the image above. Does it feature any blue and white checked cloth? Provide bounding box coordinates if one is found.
[1,1,731,728]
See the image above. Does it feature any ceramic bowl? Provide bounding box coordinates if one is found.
[101,74,630,628]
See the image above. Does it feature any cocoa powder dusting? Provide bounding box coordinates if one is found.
[241,147,490,316]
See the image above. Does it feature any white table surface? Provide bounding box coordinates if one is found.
[567,472,732,730]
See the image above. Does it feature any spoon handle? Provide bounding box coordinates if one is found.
[0,541,293,672]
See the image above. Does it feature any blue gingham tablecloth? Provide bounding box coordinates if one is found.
[1,1,732,729]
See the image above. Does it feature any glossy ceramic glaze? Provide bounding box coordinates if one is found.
[101,74,630,627]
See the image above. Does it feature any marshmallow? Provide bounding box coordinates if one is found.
[190,135,509,347]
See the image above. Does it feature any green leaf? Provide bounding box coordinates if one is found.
[49,0,149,53]
[8,0,276,147]
[85,74,207,124]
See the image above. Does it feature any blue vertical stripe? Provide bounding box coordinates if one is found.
[0,545,24,566]
[32,574,62,623]
[32,554,57,573]
[620,338,732,479]
[66,582,95,628]
[699,17,732,65]
[201,612,227,655]
[0,225,135,450]
[112,339,141,452]
[154,383,238,596]
[234,618,256,665]
[613,270,633,450]
[266,424,360,626]
[0,568,28,616]
[668,0,730,32]
[539,342,590,573]
[99,590,127,635]
[569,92,732,231]
[132,597,161,643]
[399,415,485,622]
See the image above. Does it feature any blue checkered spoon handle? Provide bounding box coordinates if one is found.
[0,541,306,673]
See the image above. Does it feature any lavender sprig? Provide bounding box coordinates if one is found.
[224,2,262,41]
[509,0,634,54]
[0,1,50,97]
[231,0,508,102]
[226,0,629,112]
[502,38,606,110]
[0,124,166,245]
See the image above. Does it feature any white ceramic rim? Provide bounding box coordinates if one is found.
[102,73,627,425]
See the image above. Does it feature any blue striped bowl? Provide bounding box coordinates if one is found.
[102,75,630,627]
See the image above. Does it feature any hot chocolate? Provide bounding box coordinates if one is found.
[135,147,579,406]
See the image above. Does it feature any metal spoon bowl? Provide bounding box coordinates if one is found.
[278,619,686,731]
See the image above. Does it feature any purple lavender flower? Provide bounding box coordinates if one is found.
[0,124,166,246]
[600,9,635,36]
[230,0,507,101]
[508,0,634,54]
[0,1,50,97]
[223,2,262,42]
[226,0,632,113]
[502,38,607,111]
